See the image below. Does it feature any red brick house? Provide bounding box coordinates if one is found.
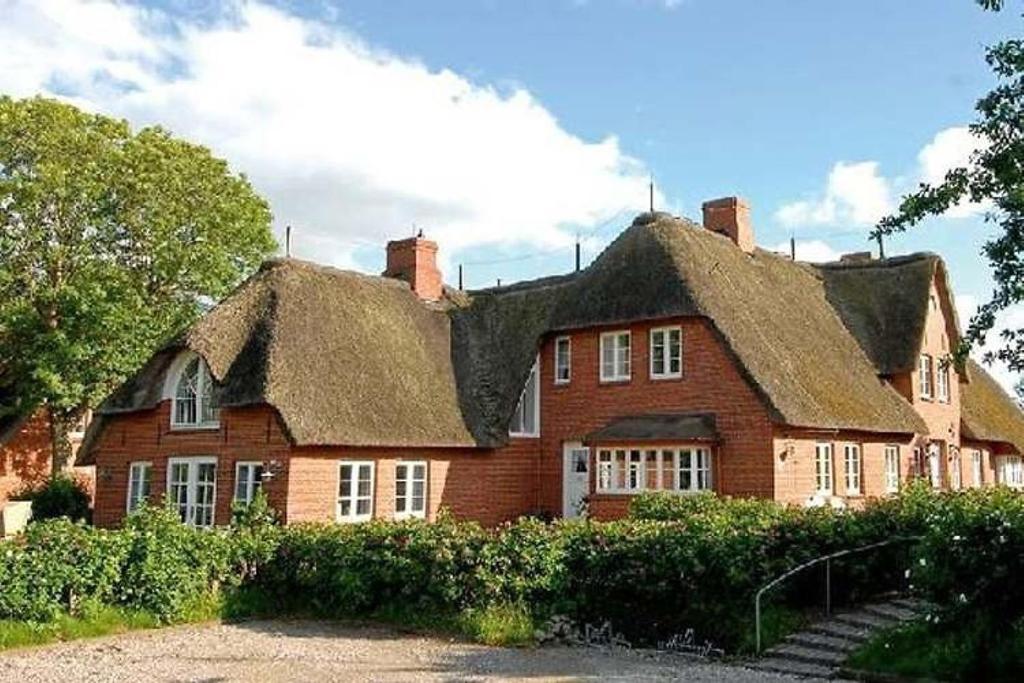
[79,198,1024,528]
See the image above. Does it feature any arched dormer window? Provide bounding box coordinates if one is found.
[171,354,219,429]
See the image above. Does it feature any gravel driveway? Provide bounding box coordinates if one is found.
[0,620,809,682]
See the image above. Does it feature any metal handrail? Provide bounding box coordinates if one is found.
[754,536,921,654]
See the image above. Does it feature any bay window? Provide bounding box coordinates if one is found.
[595,446,712,494]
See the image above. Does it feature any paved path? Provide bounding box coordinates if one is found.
[0,619,810,682]
[746,597,927,679]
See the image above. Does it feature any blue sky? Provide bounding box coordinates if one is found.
[1,0,1020,385]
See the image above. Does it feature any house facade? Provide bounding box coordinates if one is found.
[80,198,1024,528]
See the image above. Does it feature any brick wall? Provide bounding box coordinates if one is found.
[537,316,776,518]
[91,400,540,528]
[0,410,52,504]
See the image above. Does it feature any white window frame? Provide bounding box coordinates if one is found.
[554,336,571,385]
[997,455,1023,488]
[919,354,934,400]
[170,353,220,430]
[126,461,152,513]
[928,443,942,489]
[950,449,962,490]
[395,461,428,520]
[884,445,900,494]
[649,326,683,380]
[815,443,834,495]
[843,444,862,495]
[338,460,375,522]
[509,356,540,437]
[166,456,218,528]
[595,446,712,494]
[234,461,264,506]
[972,450,984,487]
[600,331,631,382]
[937,362,950,403]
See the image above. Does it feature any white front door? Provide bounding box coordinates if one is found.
[562,443,590,518]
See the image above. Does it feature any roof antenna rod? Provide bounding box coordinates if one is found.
[649,175,655,213]
[286,224,292,258]
[790,235,796,261]
[458,264,464,290]
[575,232,581,272]
[876,233,886,259]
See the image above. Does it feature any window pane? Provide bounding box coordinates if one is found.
[678,449,693,491]
[661,450,676,490]
[598,451,612,490]
[645,450,659,489]
[339,465,352,497]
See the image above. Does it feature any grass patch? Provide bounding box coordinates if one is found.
[847,618,1024,682]
[458,603,536,647]
[0,604,159,651]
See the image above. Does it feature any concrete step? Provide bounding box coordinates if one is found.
[888,597,930,613]
[785,632,861,653]
[806,620,872,643]
[767,643,847,667]
[831,611,897,630]
[860,602,919,622]
[749,657,837,679]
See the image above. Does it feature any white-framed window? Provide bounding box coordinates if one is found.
[600,331,631,382]
[815,443,833,495]
[997,455,1024,488]
[884,445,900,494]
[395,461,427,520]
[509,356,540,437]
[338,461,374,522]
[972,450,984,487]
[554,336,571,384]
[912,447,925,478]
[595,446,712,494]
[937,362,950,403]
[649,326,682,379]
[234,461,264,505]
[167,457,217,527]
[928,443,942,489]
[950,449,962,490]
[172,355,219,429]
[126,461,152,513]
[918,354,933,400]
[843,444,861,495]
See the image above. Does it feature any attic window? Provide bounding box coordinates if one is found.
[509,357,540,437]
[172,355,220,429]
[918,355,934,400]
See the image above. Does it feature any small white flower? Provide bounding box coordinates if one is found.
[959,594,967,603]
[904,569,912,578]
[919,558,927,566]
[952,535,962,541]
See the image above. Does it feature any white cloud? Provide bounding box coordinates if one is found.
[775,161,893,229]
[0,0,656,274]
[776,126,988,229]
[955,292,1022,395]
[766,239,842,263]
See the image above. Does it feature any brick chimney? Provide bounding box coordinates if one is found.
[384,235,443,301]
[702,196,754,253]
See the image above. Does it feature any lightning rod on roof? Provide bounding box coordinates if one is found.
[286,225,292,257]
[649,176,655,213]
[790,235,796,261]
[575,232,581,272]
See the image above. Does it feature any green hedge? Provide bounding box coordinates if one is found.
[0,485,1022,653]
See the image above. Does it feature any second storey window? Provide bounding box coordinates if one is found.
[234,461,264,506]
[884,445,900,493]
[509,357,540,437]
[395,461,427,519]
[600,331,631,382]
[554,336,571,384]
[650,326,682,379]
[815,443,833,495]
[338,461,374,522]
[167,457,217,528]
[937,363,950,403]
[919,354,933,399]
[127,461,152,513]
[173,355,219,429]
[844,444,861,495]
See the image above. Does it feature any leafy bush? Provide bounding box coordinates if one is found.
[20,474,91,523]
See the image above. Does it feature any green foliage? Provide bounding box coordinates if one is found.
[229,490,282,581]
[874,1,1024,369]
[20,473,91,523]
[0,603,159,651]
[0,95,276,464]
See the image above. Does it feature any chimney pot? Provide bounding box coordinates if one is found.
[702,196,754,253]
[384,236,443,301]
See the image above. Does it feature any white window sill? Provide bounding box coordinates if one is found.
[650,373,683,381]
[509,431,540,438]
[599,376,631,384]
[395,513,426,521]
[169,423,220,431]
[594,489,709,496]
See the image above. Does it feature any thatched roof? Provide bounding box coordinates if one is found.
[961,359,1024,453]
[82,259,477,464]
[815,254,960,375]
[86,211,970,461]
